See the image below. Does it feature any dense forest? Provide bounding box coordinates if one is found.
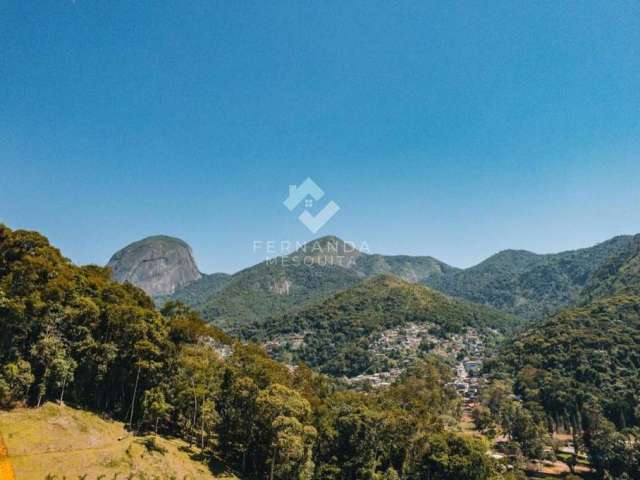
[579,235,640,303]
[3,224,640,479]
[423,235,635,320]
[249,275,519,377]
[167,236,457,332]
[0,225,518,480]
[482,294,640,478]
[197,258,362,331]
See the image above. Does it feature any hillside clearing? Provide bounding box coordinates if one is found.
[0,403,237,480]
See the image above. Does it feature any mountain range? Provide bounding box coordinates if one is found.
[5,223,640,478]
[423,235,636,319]
[109,235,456,331]
[108,233,640,330]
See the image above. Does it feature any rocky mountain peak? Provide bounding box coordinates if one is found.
[107,235,201,297]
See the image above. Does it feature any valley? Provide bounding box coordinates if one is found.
[1,225,640,479]
[251,274,515,377]
[268,322,491,389]
[5,2,639,478]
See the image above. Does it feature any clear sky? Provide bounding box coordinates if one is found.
[1,1,639,273]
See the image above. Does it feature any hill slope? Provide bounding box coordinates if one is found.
[108,235,202,297]
[252,275,519,377]
[0,225,509,480]
[198,259,362,331]
[175,236,456,331]
[491,292,640,434]
[423,235,635,319]
[353,252,456,282]
[579,234,640,303]
[161,272,232,307]
[0,403,236,479]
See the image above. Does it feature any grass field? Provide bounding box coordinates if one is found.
[0,403,238,480]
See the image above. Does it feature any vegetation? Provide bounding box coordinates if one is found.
[579,234,640,303]
[160,272,232,308]
[169,236,456,332]
[423,235,635,320]
[195,258,362,331]
[0,403,228,479]
[0,226,509,479]
[486,293,640,478]
[351,252,457,282]
[249,275,520,377]
[5,224,640,478]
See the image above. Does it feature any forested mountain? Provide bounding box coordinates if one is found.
[171,236,456,331]
[159,272,232,307]
[0,225,512,480]
[484,293,640,478]
[285,235,457,282]
[351,251,458,282]
[194,257,363,331]
[118,233,640,330]
[493,294,640,429]
[423,235,636,320]
[251,275,519,377]
[579,234,640,303]
[108,235,202,297]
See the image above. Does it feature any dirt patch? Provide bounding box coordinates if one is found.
[0,434,16,480]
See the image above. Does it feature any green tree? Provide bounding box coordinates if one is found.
[410,432,495,480]
[255,384,314,480]
[30,330,77,406]
[0,359,34,407]
[382,467,400,480]
[217,373,260,473]
[471,405,493,432]
[142,387,171,435]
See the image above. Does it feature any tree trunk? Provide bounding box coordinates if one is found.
[200,396,206,451]
[569,423,579,474]
[59,378,66,405]
[269,447,277,480]
[128,365,141,429]
[191,378,197,445]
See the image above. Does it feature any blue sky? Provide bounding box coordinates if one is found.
[1,1,639,273]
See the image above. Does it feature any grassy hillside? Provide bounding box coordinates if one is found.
[0,403,237,479]
[423,235,635,320]
[252,275,520,377]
